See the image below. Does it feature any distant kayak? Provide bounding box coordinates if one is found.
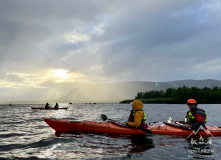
[31,107,68,110]
[44,119,221,136]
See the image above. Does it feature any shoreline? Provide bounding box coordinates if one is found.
[120,98,221,104]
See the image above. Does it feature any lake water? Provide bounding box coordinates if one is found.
[1,103,221,160]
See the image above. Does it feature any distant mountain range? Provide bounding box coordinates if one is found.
[48,79,221,103]
[2,79,221,104]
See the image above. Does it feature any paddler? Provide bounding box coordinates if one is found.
[126,100,148,128]
[183,99,207,130]
[54,103,59,109]
[45,102,50,109]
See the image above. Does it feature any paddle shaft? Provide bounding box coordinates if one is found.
[100,114,152,134]
[169,117,191,129]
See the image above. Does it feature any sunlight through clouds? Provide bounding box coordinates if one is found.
[52,69,70,79]
[50,69,86,83]
[1,0,221,101]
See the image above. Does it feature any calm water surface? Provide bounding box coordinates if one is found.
[0,104,221,160]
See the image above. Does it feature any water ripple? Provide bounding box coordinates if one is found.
[1,104,221,159]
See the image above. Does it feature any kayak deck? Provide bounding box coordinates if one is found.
[149,122,221,136]
[45,119,145,134]
[44,119,221,136]
[32,107,68,110]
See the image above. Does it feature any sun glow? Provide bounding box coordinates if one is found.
[53,69,70,79]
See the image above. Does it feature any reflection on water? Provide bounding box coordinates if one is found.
[52,132,155,159]
[53,110,70,119]
[38,143,61,159]
[128,134,155,153]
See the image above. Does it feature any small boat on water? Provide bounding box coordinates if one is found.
[31,107,68,110]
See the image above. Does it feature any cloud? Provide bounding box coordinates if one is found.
[193,59,221,72]
[6,74,23,82]
[0,0,221,100]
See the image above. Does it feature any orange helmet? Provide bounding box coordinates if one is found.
[187,99,197,104]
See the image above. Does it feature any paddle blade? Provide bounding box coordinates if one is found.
[100,114,108,121]
[167,117,173,123]
[140,128,152,134]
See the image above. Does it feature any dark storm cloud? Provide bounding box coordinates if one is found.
[0,0,108,22]
[91,0,221,81]
[0,0,109,64]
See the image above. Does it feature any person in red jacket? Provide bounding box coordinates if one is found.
[184,99,207,130]
[126,100,148,128]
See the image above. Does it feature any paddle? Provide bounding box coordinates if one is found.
[167,117,191,129]
[167,117,184,126]
[100,114,152,134]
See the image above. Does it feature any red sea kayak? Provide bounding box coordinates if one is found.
[44,119,221,136]
[32,107,68,110]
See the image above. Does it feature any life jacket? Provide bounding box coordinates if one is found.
[185,108,207,125]
[45,104,50,108]
[128,109,146,125]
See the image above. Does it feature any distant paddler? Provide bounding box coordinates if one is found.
[54,103,59,109]
[45,102,50,109]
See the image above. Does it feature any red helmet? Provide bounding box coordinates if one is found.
[187,99,197,104]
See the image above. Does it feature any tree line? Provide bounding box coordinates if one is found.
[120,86,221,104]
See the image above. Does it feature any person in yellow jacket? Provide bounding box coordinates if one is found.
[126,100,148,128]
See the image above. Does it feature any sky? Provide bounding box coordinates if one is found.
[0,0,221,101]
